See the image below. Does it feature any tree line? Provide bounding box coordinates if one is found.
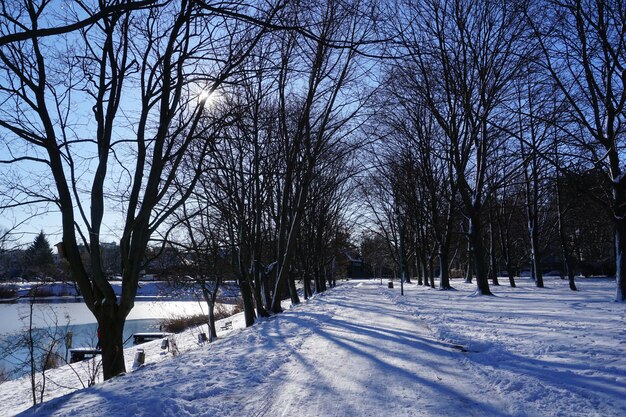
[360,0,624,299]
[0,0,375,380]
[0,0,623,383]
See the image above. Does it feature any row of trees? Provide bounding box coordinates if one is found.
[0,0,623,383]
[0,0,375,380]
[361,0,625,300]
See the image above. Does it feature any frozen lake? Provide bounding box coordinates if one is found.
[0,299,211,335]
[0,300,214,378]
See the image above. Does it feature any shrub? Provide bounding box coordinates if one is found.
[41,353,60,371]
[160,314,208,333]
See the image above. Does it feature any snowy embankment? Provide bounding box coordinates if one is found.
[2,277,625,416]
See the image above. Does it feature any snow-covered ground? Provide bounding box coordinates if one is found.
[2,276,624,416]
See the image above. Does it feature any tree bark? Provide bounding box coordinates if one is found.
[288,270,300,306]
[468,214,492,295]
[428,253,435,288]
[488,222,500,286]
[438,242,452,290]
[303,273,312,300]
[465,241,473,284]
[555,170,577,291]
[423,256,430,287]
[614,181,626,302]
[253,267,270,318]
[615,222,626,302]
[529,228,544,288]
[98,313,126,380]
[239,279,256,327]
[263,271,273,313]
[415,249,423,285]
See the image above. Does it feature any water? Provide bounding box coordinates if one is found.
[0,299,211,379]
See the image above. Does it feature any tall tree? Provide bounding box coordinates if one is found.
[393,0,531,295]
[0,0,285,378]
[527,0,626,301]
[378,74,458,290]
[268,0,377,312]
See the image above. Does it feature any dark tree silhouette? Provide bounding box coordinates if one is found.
[23,231,55,279]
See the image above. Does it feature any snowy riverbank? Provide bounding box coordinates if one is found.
[3,277,625,416]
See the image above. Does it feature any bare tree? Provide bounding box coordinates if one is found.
[491,179,525,287]
[0,302,69,405]
[527,0,626,301]
[296,144,357,296]
[392,0,531,295]
[554,147,578,291]
[359,150,430,288]
[376,71,459,290]
[0,0,285,379]
[268,0,378,312]
[170,208,231,343]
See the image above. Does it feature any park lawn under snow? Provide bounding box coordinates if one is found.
[2,276,625,416]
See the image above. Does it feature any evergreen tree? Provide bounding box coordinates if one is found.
[23,232,55,279]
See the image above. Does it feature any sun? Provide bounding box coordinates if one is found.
[198,89,220,106]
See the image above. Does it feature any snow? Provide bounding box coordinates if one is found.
[1,277,624,416]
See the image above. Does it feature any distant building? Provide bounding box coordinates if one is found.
[341,249,369,279]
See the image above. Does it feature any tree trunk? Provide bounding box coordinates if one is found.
[500,234,515,287]
[428,254,435,288]
[271,269,289,313]
[263,271,273,313]
[207,301,217,342]
[415,252,423,285]
[558,229,577,292]
[615,214,626,302]
[465,242,473,283]
[488,222,500,286]
[555,171,577,291]
[239,279,256,326]
[98,315,126,381]
[468,214,492,295]
[288,271,300,305]
[567,266,577,291]
[529,228,544,288]
[27,303,36,406]
[438,242,452,290]
[507,264,516,288]
[423,256,430,287]
[201,285,218,342]
[303,273,311,300]
[498,217,516,287]
[314,268,323,293]
[253,269,270,318]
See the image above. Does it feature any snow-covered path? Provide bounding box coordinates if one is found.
[239,283,499,417]
[12,278,626,417]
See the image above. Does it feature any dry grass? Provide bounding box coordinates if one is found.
[160,314,208,333]
[42,353,60,371]
[28,286,56,298]
[160,302,242,333]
